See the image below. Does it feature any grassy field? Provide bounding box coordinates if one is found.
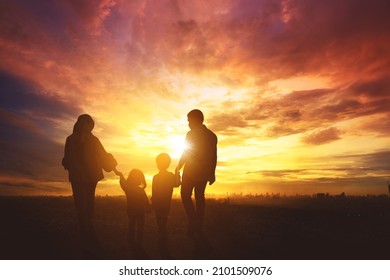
[1,195,390,260]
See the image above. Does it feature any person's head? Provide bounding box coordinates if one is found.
[74,114,95,133]
[127,168,147,189]
[156,153,171,171]
[187,109,204,129]
[72,120,83,134]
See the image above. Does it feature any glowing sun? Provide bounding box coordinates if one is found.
[168,135,188,158]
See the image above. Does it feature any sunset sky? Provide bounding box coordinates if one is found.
[0,0,389,196]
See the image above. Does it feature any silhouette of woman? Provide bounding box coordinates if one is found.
[62,114,116,256]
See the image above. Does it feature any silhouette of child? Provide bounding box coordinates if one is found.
[114,168,150,256]
[152,153,181,253]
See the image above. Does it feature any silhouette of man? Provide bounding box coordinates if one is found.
[176,109,217,237]
[62,114,116,257]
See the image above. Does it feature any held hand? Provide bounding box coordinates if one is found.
[175,169,182,187]
[113,168,123,177]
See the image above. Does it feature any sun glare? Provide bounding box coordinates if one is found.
[168,135,188,159]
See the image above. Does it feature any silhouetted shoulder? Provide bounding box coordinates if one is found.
[153,171,176,188]
[204,125,217,142]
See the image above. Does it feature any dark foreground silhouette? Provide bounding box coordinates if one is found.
[176,109,218,238]
[62,114,117,258]
[1,195,390,260]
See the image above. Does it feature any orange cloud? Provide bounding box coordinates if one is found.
[302,127,342,145]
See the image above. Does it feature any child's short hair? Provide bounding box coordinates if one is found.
[156,153,171,170]
[127,168,147,189]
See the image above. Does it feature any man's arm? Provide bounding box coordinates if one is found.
[176,133,189,171]
[209,133,218,185]
[174,170,181,187]
[176,153,186,171]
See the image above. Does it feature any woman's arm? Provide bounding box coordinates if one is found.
[94,136,117,172]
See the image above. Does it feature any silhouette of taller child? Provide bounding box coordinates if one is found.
[62,114,116,256]
[176,109,217,237]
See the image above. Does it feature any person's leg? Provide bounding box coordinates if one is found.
[194,180,207,234]
[72,182,101,257]
[181,175,196,235]
[156,213,168,241]
[156,213,170,257]
[71,182,88,239]
[136,214,145,247]
[127,215,136,248]
[85,182,97,237]
[134,214,146,258]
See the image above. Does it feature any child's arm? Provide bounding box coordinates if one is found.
[151,175,156,206]
[114,168,126,190]
[143,191,151,213]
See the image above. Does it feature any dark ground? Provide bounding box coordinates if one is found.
[1,195,390,260]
